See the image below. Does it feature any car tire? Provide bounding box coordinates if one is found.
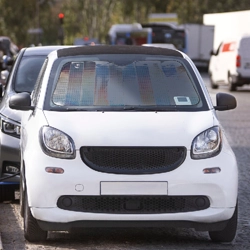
[209,73,218,89]
[24,190,47,242]
[0,184,18,202]
[209,203,238,242]
[228,73,237,91]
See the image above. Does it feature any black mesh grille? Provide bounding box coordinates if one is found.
[57,195,210,214]
[80,147,186,174]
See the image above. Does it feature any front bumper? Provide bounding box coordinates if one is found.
[35,206,234,232]
[0,131,20,183]
[25,144,238,227]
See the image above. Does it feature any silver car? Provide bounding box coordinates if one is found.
[0,45,69,201]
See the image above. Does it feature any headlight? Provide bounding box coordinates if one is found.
[191,126,222,159]
[1,119,21,138]
[40,126,75,159]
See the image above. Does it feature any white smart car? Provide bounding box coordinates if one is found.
[9,45,238,243]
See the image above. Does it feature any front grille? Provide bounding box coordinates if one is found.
[80,147,186,174]
[57,195,210,214]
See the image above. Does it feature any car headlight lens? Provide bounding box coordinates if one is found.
[191,126,222,159]
[1,119,21,138]
[40,126,75,159]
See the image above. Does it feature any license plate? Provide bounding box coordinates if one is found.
[100,181,168,195]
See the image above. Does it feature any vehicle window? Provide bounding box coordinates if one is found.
[51,58,200,109]
[32,59,48,106]
[14,56,46,93]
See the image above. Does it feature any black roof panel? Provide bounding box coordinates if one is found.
[23,45,71,56]
[57,45,183,58]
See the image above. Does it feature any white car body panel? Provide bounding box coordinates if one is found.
[23,110,238,216]
[42,111,214,148]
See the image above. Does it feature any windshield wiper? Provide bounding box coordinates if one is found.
[122,106,179,111]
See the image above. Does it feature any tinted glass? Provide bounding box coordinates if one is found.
[14,56,46,92]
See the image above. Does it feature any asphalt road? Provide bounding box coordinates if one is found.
[0,73,250,249]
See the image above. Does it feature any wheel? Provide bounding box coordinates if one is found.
[209,74,218,89]
[228,74,237,91]
[209,204,238,242]
[0,184,18,202]
[23,190,47,242]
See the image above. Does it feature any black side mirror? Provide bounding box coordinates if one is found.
[214,93,237,111]
[9,92,34,110]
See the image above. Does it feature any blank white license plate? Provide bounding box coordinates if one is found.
[100,182,168,195]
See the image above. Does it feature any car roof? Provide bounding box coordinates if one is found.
[22,45,72,56]
[57,45,183,58]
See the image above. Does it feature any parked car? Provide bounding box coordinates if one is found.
[0,45,70,202]
[209,35,250,91]
[10,45,238,243]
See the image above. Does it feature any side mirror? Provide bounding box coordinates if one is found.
[9,92,34,111]
[214,93,237,111]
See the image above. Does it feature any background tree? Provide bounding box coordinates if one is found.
[1,0,250,47]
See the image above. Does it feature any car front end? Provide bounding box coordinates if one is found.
[10,45,238,242]
[23,110,237,232]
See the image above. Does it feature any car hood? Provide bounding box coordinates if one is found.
[43,111,215,150]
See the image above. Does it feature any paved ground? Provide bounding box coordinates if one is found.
[0,74,250,249]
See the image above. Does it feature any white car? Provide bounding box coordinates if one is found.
[9,45,238,243]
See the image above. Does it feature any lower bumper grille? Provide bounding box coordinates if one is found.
[57,195,210,214]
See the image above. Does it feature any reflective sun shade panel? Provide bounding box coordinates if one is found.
[52,58,200,108]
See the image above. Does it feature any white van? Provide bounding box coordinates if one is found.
[209,35,250,91]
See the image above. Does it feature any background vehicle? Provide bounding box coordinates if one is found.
[183,23,214,69]
[0,36,18,94]
[141,23,186,52]
[107,23,152,45]
[142,43,176,49]
[10,45,237,243]
[0,45,69,202]
[141,22,214,69]
[204,10,250,52]
[209,35,250,91]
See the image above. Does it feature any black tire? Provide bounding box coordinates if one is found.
[228,74,237,91]
[23,190,47,242]
[209,74,218,89]
[209,204,238,242]
[0,184,18,202]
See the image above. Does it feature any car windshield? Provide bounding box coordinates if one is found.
[47,54,205,111]
[14,56,46,93]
